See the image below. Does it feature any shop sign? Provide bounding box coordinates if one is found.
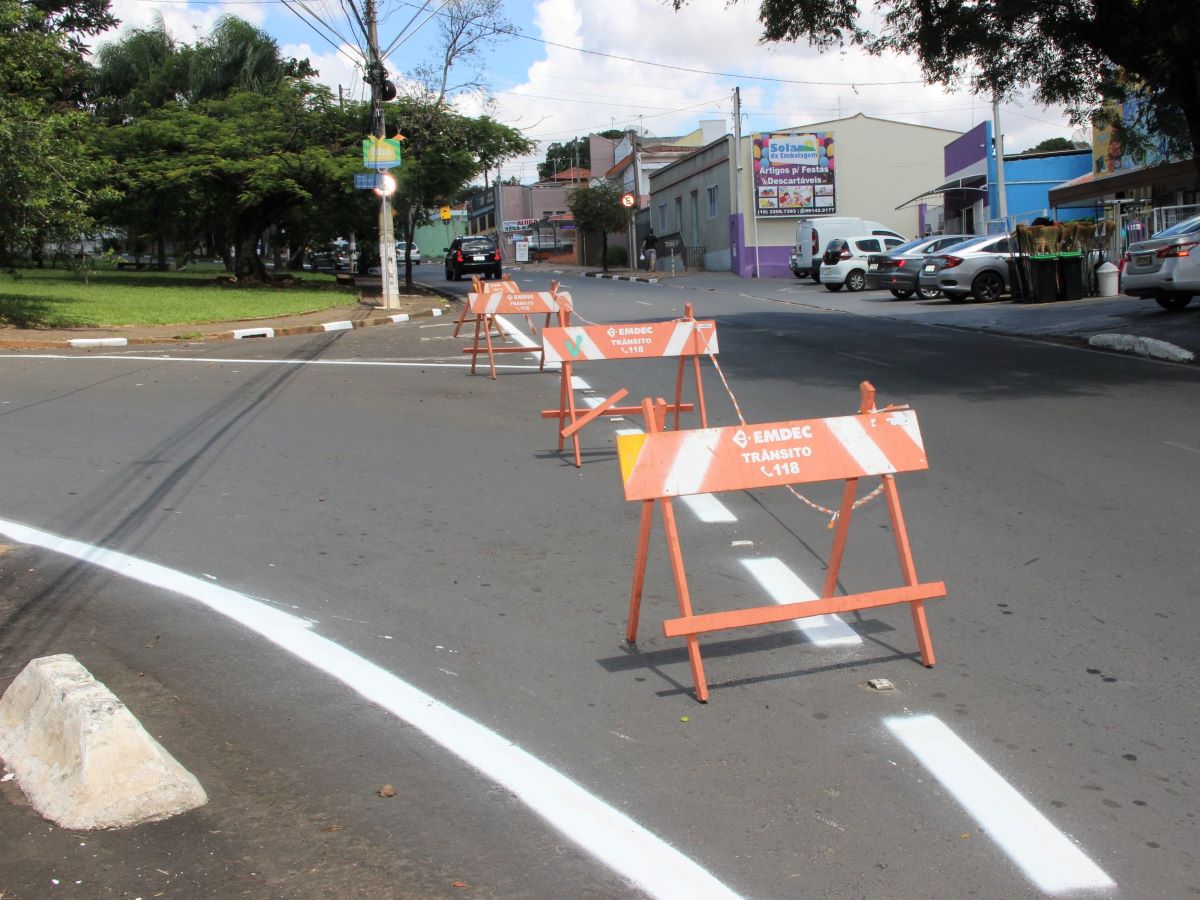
[752,132,835,217]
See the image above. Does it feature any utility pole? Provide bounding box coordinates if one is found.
[365,0,399,308]
[991,97,1009,234]
[732,87,741,275]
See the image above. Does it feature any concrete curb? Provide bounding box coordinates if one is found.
[0,306,449,351]
[584,272,660,284]
[1086,333,1195,363]
[0,654,207,830]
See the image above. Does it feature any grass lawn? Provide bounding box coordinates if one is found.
[0,265,359,329]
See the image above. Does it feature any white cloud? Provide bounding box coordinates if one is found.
[98,0,267,49]
[464,0,1075,181]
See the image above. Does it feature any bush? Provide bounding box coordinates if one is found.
[605,245,628,267]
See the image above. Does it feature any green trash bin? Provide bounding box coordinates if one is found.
[1058,251,1084,300]
[1030,254,1059,303]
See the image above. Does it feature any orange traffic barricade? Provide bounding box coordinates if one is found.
[453,274,520,337]
[463,287,572,379]
[540,303,718,467]
[617,382,947,702]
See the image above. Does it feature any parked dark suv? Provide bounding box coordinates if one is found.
[444,236,502,281]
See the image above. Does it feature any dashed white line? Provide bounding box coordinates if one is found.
[679,494,737,523]
[885,715,1115,894]
[0,515,738,900]
[739,557,861,646]
[1164,439,1199,454]
[571,376,591,390]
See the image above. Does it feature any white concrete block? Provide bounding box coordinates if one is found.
[0,654,207,830]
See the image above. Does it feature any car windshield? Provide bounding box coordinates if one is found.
[1151,215,1200,238]
[460,239,494,252]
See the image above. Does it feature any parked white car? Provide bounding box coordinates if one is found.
[791,217,904,281]
[1122,214,1200,310]
[396,241,421,265]
[819,234,906,292]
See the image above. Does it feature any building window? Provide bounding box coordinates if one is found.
[707,185,719,219]
[658,203,668,232]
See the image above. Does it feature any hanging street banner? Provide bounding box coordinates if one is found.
[363,135,403,169]
[354,172,384,190]
[752,132,835,217]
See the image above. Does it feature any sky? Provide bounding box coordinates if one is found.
[96,0,1085,182]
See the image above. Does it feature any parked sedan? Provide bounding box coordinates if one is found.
[865,234,975,298]
[1122,214,1200,310]
[444,236,502,281]
[820,235,906,292]
[917,234,1014,302]
[396,241,421,266]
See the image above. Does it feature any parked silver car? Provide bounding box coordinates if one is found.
[917,234,1014,302]
[1122,214,1200,310]
[865,233,975,299]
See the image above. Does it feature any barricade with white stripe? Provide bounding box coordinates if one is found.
[540,303,718,467]
[453,273,520,337]
[463,287,573,379]
[617,382,947,702]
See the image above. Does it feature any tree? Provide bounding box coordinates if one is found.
[406,0,512,103]
[0,0,114,266]
[568,182,627,272]
[537,131,623,181]
[385,97,532,288]
[1023,137,1078,154]
[684,0,1200,176]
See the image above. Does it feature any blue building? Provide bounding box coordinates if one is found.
[900,121,1093,234]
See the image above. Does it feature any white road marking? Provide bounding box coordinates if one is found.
[0,515,738,900]
[0,356,544,370]
[679,494,737,523]
[615,427,643,435]
[571,376,591,390]
[584,397,605,409]
[1164,439,1199,454]
[885,715,1115,894]
[739,557,861,646]
[636,300,653,306]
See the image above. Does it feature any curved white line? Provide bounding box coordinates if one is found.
[0,515,738,900]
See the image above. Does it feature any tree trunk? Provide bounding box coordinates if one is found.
[601,232,608,272]
[234,231,268,282]
[155,233,168,271]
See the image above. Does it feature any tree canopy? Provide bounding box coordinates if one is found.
[683,0,1200,175]
[568,181,627,272]
[538,131,623,181]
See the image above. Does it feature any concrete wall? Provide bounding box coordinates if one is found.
[647,136,733,269]
[733,114,961,277]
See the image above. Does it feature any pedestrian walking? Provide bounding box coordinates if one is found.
[641,229,658,273]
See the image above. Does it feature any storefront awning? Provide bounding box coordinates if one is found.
[896,176,988,210]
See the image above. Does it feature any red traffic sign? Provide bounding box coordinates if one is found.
[620,193,635,208]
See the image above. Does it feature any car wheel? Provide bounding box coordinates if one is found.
[824,282,843,292]
[918,287,941,300]
[972,270,1005,302]
[444,267,452,281]
[890,289,914,299]
[845,270,866,292]
[811,264,821,283]
[493,266,502,279]
[1155,295,1193,311]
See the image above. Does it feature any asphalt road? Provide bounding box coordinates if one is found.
[1,274,1197,899]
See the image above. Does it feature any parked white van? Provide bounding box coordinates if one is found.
[790,217,905,281]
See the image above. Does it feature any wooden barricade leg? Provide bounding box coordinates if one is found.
[556,360,572,451]
[821,477,859,598]
[452,280,478,337]
[673,356,686,430]
[483,314,498,379]
[883,474,936,667]
[627,498,655,643]
[660,493,708,702]
[469,312,483,375]
[691,354,708,427]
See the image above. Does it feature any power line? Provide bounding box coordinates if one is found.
[394,1,925,87]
